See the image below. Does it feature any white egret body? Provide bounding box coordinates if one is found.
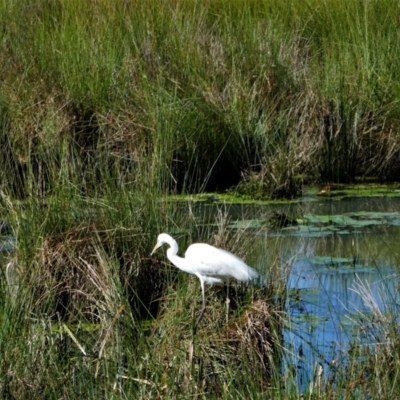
[151,233,258,327]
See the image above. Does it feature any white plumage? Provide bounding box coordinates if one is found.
[151,233,258,328]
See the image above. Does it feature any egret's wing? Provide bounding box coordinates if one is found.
[185,243,258,281]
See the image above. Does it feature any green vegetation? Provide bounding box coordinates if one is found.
[0,0,400,398]
[1,0,400,199]
[0,196,283,398]
[169,183,400,205]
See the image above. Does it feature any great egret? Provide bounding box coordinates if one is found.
[151,233,258,328]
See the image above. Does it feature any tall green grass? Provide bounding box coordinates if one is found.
[0,194,284,398]
[1,0,400,198]
[0,0,400,398]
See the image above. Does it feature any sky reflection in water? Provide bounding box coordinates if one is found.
[280,198,400,391]
[188,196,400,391]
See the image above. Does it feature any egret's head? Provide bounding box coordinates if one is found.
[150,233,170,255]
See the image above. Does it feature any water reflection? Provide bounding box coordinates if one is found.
[275,200,400,391]
[286,254,398,390]
[191,196,400,392]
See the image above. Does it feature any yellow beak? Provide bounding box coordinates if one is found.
[150,242,162,256]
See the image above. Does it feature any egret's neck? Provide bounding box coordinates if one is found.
[165,238,179,256]
[166,245,194,275]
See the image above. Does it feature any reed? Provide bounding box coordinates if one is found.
[0,195,285,398]
[1,0,400,199]
[0,0,400,397]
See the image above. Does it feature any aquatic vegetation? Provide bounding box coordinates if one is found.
[281,210,400,239]
[1,0,400,398]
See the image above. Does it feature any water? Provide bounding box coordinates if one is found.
[190,196,400,392]
[285,242,398,391]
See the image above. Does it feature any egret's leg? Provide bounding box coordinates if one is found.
[195,279,206,329]
[225,281,230,323]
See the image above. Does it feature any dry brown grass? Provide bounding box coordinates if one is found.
[28,225,119,322]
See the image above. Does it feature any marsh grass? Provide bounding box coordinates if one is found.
[2,1,400,199]
[338,277,400,398]
[1,0,400,398]
[0,191,285,398]
[2,196,400,398]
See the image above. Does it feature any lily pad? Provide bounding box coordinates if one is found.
[304,214,334,224]
[350,219,382,227]
[228,219,266,229]
[291,231,332,238]
[308,256,354,265]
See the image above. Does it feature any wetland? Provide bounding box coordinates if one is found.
[188,194,400,393]
[2,0,400,398]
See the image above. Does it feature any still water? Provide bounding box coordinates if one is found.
[191,196,400,391]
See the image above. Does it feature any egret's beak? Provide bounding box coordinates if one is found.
[150,241,162,256]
